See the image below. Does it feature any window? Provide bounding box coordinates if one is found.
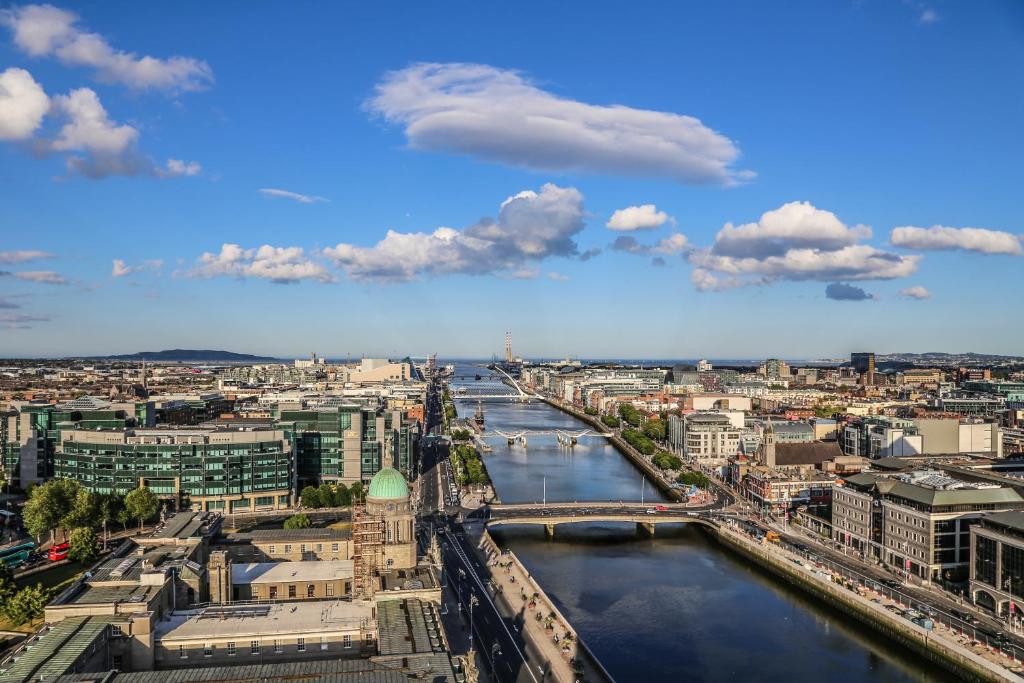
[343,634,352,649]
[300,544,307,554]
[297,637,306,652]
[203,643,213,657]
[269,545,276,554]
[274,639,282,653]
[269,586,278,599]
[179,644,188,659]
[227,642,236,656]
[320,636,328,651]
[251,586,260,599]
[110,624,123,637]
[112,655,123,670]
[316,543,322,552]
[288,584,296,598]
[251,640,260,655]
[326,583,334,597]
[331,543,339,552]
[307,584,315,598]
[284,544,292,553]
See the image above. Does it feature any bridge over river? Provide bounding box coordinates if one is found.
[482,501,724,537]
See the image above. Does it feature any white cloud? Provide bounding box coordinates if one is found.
[188,244,334,284]
[52,87,137,154]
[547,272,569,282]
[112,258,162,277]
[324,183,587,282]
[14,270,68,284]
[367,62,752,185]
[0,249,54,264]
[690,201,919,291]
[900,285,932,300]
[259,188,329,204]
[606,204,672,231]
[163,159,201,177]
[711,201,872,258]
[920,9,938,24]
[690,268,758,292]
[0,67,49,140]
[890,225,1022,255]
[612,233,689,256]
[0,4,213,92]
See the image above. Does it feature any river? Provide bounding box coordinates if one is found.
[452,363,955,682]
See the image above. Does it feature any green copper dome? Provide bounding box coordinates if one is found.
[367,467,409,500]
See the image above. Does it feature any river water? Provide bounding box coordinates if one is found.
[452,365,954,682]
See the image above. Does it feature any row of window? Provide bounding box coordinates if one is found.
[267,542,341,554]
[253,582,335,599]
[178,635,356,658]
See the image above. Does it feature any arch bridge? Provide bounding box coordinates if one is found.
[490,429,611,446]
[483,501,720,538]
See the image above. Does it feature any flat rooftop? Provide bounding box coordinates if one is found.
[227,527,352,542]
[232,560,354,584]
[64,583,162,606]
[154,600,374,642]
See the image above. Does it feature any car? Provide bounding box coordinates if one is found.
[950,609,977,625]
[881,579,902,589]
[645,509,656,514]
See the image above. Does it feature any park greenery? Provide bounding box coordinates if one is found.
[642,419,667,441]
[450,444,488,486]
[677,471,711,488]
[652,451,682,471]
[451,429,473,442]
[299,482,352,509]
[813,405,840,418]
[600,415,620,428]
[22,479,149,545]
[68,527,100,564]
[617,404,643,427]
[283,513,312,529]
[621,428,656,456]
[583,407,599,416]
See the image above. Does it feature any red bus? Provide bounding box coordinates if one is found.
[48,542,69,561]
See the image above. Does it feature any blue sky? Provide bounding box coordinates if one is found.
[1,1,1022,359]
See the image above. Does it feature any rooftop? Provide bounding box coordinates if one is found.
[982,510,1024,533]
[0,617,111,683]
[231,560,354,584]
[154,600,374,642]
[226,527,352,543]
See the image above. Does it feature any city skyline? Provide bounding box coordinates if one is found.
[2,1,1023,358]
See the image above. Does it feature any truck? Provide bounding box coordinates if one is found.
[765,531,781,544]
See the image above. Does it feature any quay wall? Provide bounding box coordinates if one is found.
[709,525,1016,683]
[537,397,681,502]
[479,527,616,683]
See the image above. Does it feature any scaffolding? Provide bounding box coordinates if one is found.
[352,506,385,598]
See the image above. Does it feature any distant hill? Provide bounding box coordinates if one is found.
[96,349,279,362]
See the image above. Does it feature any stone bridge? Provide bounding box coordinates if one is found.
[482,501,721,538]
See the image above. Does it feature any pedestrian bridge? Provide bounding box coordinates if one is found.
[483,502,720,537]
[490,429,611,445]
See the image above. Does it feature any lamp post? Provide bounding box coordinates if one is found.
[468,593,479,654]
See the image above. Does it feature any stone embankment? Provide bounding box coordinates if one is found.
[710,523,1018,682]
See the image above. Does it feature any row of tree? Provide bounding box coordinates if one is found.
[298,481,364,509]
[22,479,159,552]
[0,568,49,626]
[621,428,656,456]
[676,471,711,488]
[651,451,683,471]
[450,444,488,485]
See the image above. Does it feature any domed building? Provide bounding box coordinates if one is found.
[364,466,416,570]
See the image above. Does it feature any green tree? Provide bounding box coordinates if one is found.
[601,415,620,428]
[318,483,335,508]
[349,481,365,503]
[1,584,50,626]
[124,486,159,532]
[583,407,598,416]
[22,479,79,543]
[333,483,351,507]
[618,404,642,427]
[451,429,472,441]
[63,489,99,531]
[68,527,100,564]
[283,513,312,529]
[652,451,682,470]
[642,420,666,441]
[300,485,321,509]
[98,493,123,549]
[677,471,711,488]
[0,566,15,605]
[116,508,132,532]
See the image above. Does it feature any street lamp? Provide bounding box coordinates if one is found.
[469,593,479,654]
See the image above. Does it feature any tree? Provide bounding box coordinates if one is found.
[0,566,15,605]
[601,415,620,428]
[124,486,159,533]
[349,481,365,503]
[283,513,311,529]
[642,420,666,441]
[68,527,100,564]
[116,508,132,532]
[63,490,99,531]
[300,485,321,509]
[23,479,80,543]
[318,483,335,509]
[1,584,50,626]
[583,407,598,416]
[98,493,123,549]
[333,483,351,507]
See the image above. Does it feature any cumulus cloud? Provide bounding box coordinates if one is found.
[0,67,49,140]
[547,272,569,282]
[0,249,54,264]
[259,188,329,204]
[0,4,213,92]
[324,183,587,282]
[112,258,162,277]
[689,201,919,291]
[0,72,201,179]
[825,282,874,301]
[900,285,932,300]
[690,268,761,292]
[187,244,334,284]
[14,270,68,284]
[890,225,1022,255]
[367,62,752,185]
[712,201,872,258]
[606,204,672,231]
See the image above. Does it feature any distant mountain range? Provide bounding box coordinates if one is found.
[94,349,279,362]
